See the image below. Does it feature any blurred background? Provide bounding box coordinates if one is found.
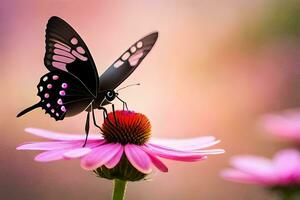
[2,0,300,199]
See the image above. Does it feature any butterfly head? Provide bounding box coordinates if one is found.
[105,90,117,102]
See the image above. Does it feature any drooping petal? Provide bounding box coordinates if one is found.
[104,146,124,169]
[81,143,122,170]
[34,149,71,162]
[25,128,103,141]
[230,156,276,183]
[63,148,92,159]
[221,169,263,184]
[124,144,152,174]
[17,141,80,151]
[146,144,206,162]
[141,146,168,172]
[273,149,300,183]
[149,136,219,151]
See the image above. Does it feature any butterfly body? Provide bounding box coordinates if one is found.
[17,16,158,137]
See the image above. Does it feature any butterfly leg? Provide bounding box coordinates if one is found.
[116,96,128,110]
[111,103,119,126]
[91,108,104,133]
[83,111,90,147]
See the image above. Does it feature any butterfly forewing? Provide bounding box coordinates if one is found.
[44,16,99,97]
[98,32,158,91]
[37,70,94,121]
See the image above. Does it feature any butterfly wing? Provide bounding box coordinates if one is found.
[36,70,94,120]
[44,16,99,97]
[98,32,158,91]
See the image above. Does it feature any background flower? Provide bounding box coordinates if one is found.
[260,109,300,141]
[221,149,300,186]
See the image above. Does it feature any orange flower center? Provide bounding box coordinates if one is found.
[102,111,151,145]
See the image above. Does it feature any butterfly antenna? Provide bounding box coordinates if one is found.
[117,83,141,92]
[17,102,42,117]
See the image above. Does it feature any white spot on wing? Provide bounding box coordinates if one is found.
[130,46,136,53]
[121,52,130,61]
[113,60,124,68]
[137,41,143,48]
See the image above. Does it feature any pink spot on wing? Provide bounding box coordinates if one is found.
[51,109,55,113]
[61,106,66,112]
[128,50,144,66]
[76,46,85,54]
[56,113,59,117]
[44,93,49,98]
[47,84,52,89]
[54,49,75,59]
[46,103,51,108]
[71,37,78,45]
[52,75,59,80]
[53,55,74,63]
[59,90,66,96]
[54,43,71,52]
[52,62,67,71]
[62,83,68,89]
[71,50,88,61]
[57,99,63,105]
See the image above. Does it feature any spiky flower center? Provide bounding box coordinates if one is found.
[102,111,151,145]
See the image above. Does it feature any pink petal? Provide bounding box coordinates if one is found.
[17,141,80,151]
[124,144,152,174]
[230,156,276,183]
[261,113,300,140]
[104,147,124,169]
[81,143,122,170]
[273,149,300,183]
[221,169,263,184]
[146,144,207,162]
[34,149,70,162]
[141,146,168,172]
[25,128,103,141]
[63,148,92,158]
[149,136,219,151]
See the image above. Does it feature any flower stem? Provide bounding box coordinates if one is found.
[112,179,127,200]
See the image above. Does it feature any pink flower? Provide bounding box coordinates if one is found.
[17,111,224,178]
[221,149,300,186]
[260,109,300,141]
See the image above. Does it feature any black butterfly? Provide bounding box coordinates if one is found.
[17,16,158,142]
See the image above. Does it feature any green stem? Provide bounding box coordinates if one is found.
[112,179,127,200]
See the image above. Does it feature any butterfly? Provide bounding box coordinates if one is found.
[17,16,158,143]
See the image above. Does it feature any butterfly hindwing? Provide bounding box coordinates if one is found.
[37,70,94,120]
[98,32,158,91]
[44,16,99,97]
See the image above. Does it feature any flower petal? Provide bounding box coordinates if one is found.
[261,112,300,140]
[221,169,262,184]
[25,128,102,141]
[63,148,92,158]
[146,144,207,162]
[273,149,300,183]
[81,143,122,170]
[104,146,124,169]
[34,149,70,162]
[124,144,152,174]
[141,146,168,172]
[230,156,276,183]
[150,136,219,151]
[17,141,80,151]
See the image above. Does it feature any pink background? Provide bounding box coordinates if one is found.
[2,0,300,199]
